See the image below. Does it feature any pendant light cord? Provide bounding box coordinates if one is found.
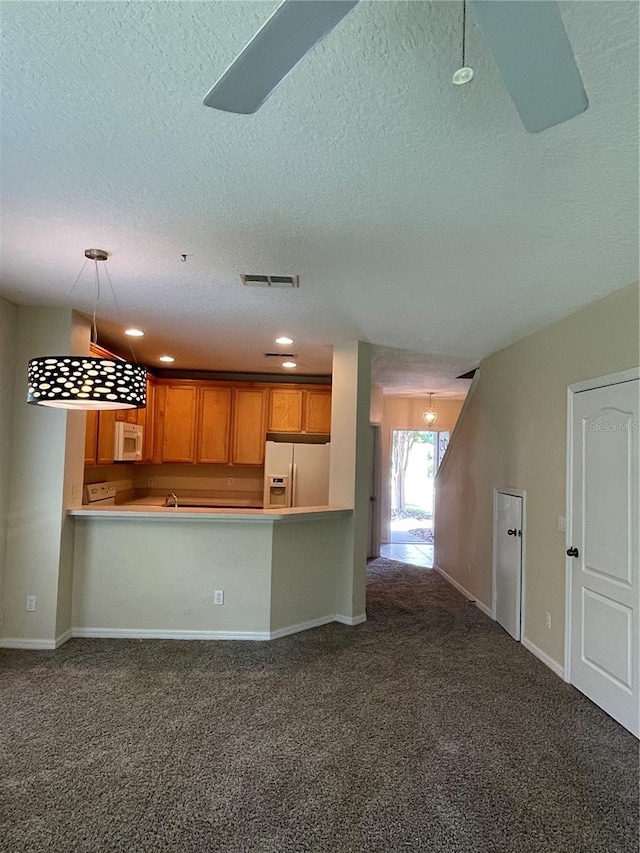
[92,259,100,347]
[68,251,139,363]
[462,0,467,68]
[103,261,139,363]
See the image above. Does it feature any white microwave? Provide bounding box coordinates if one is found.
[114,421,143,462]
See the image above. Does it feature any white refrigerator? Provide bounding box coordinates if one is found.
[263,441,330,508]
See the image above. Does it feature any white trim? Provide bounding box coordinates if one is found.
[521,636,565,679]
[55,629,72,648]
[71,614,367,643]
[435,368,480,480]
[567,367,639,396]
[72,627,272,641]
[335,613,367,626]
[1,637,58,649]
[3,616,368,647]
[564,366,640,683]
[433,563,492,617]
[492,488,527,640]
[269,615,336,640]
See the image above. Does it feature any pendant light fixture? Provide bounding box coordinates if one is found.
[422,393,438,427]
[452,1,474,86]
[27,249,147,410]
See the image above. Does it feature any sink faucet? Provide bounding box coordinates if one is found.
[164,492,178,508]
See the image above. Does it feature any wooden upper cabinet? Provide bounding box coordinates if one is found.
[268,388,304,432]
[115,408,138,425]
[161,385,198,463]
[232,388,267,465]
[139,378,155,463]
[96,410,116,466]
[197,387,232,464]
[304,389,332,434]
[84,410,99,466]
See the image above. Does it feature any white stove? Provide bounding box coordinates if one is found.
[84,482,117,506]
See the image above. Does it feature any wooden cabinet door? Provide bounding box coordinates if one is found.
[84,410,98,465]
[161,385,197,463]
[115,408,138,425]
[96,410,116,465]
[268,388,303,432]
[232,388,267,465]
[197,387,232,463]
[304,390,332,434]
[140,378,155,463]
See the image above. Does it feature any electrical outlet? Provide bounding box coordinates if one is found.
[227,478,234,486]
[545,611,552,630]
[558,516,566,532]
[214,590,224,605]
[26,595,37,612]
[147,478,153,487]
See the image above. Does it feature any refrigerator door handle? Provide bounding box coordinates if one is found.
[290,462,296,508]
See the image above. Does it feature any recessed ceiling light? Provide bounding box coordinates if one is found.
[282,361,297,369]
[124,328,144,337]
[159,355,175,363]
[275,336,294,345]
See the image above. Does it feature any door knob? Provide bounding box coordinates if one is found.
[507,528,517,536]
[567,546,579,558]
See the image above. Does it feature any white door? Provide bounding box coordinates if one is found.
[367,425,380,559]
[569,379,639,736]
[495,492,523,640]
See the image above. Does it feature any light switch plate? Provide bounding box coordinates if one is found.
[558,516,566,532]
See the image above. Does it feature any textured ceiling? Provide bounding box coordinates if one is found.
[0,1,638,396]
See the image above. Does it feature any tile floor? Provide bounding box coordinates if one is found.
[380,543,434,569]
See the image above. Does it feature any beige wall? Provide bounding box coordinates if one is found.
[73,518,274,635]
[435,282,640,668]
[329,341,372,620]
[72,513,353,637]
[0,296,19,622]
[270,517,351,632]
[2,307,87,645]
[379,395,466,542]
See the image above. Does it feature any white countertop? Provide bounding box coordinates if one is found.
[69,505,352,522]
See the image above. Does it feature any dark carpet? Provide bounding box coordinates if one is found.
[1,559,638,853]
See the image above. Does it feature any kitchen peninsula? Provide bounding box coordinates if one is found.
[70,504,356,641]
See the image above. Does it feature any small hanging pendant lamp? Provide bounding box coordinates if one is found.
[422,393,438,427]
[26,249,147,410]
[452,0,474,86]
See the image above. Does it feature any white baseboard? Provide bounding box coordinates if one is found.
[72,614,367,643]
[4,614,368,648]
[521,636,565,679]
[433,564,492,617]
[269,615,336,640]
[335,613,367,626]
[72,627,271,641]
[1,637,58,650]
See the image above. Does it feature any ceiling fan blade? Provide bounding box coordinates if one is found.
[469,1,588,133]
[204,0,359,114]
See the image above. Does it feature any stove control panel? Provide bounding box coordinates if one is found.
[85,482,117,505]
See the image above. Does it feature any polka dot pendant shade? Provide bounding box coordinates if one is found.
[27,356,147,410]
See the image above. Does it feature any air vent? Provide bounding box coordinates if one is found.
[264,352,296,358]
[241,274,299,288]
